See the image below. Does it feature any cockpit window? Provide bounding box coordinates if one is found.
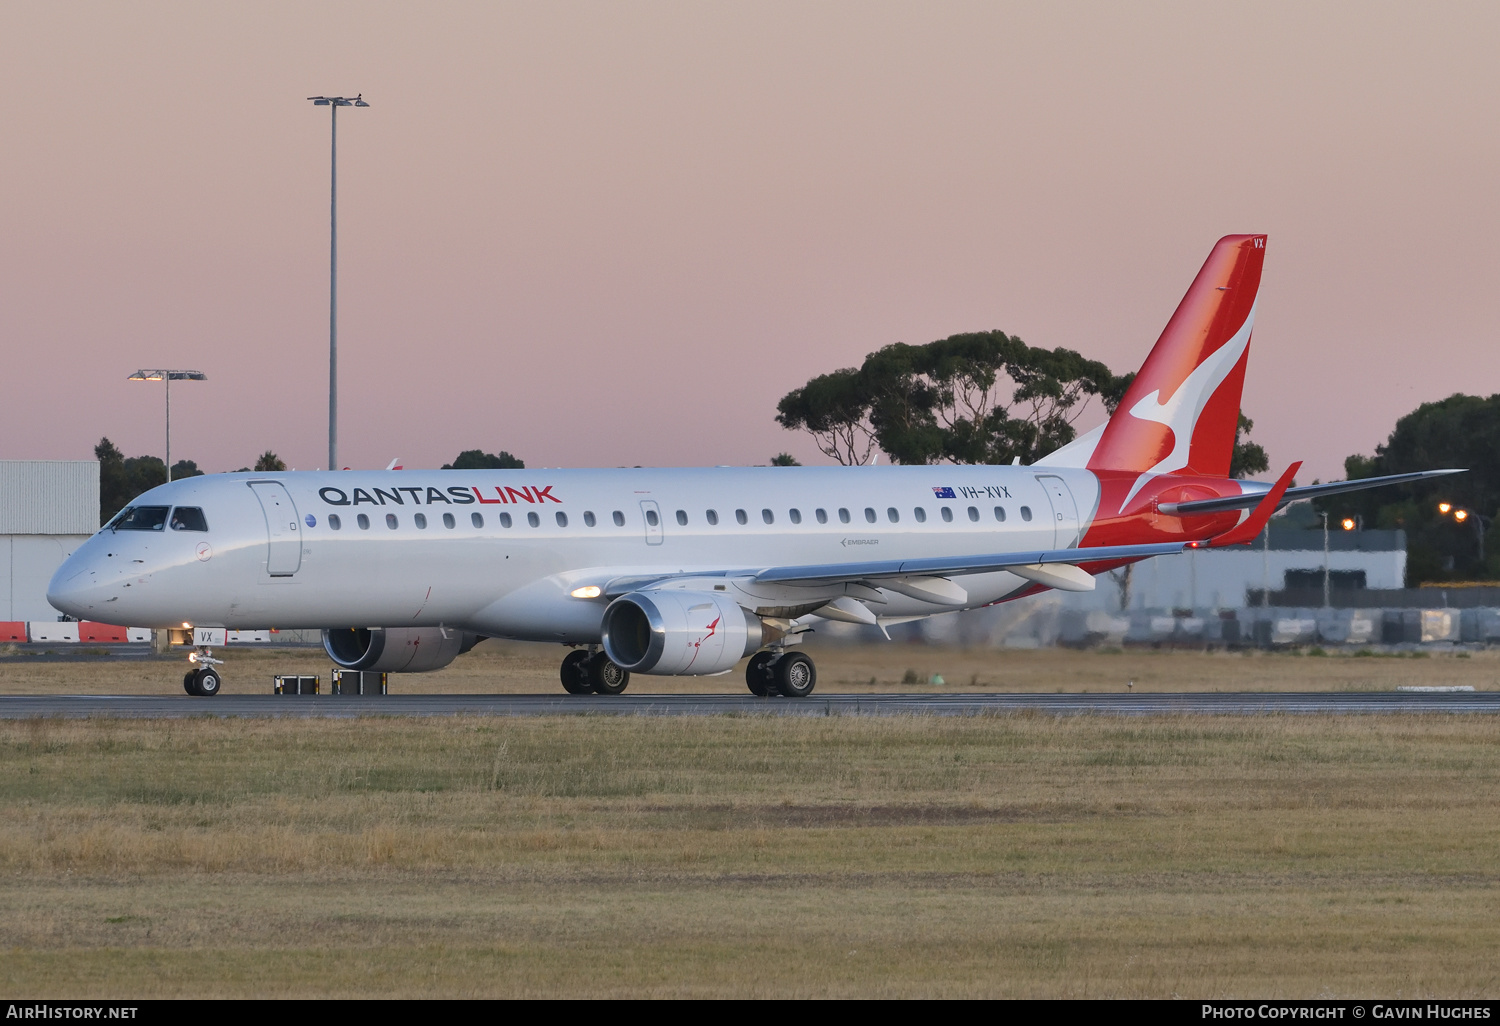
[170,507,209,532]
[113,506,170,532]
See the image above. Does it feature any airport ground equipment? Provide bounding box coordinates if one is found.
[274,675,321,695]
[331,668,387,695]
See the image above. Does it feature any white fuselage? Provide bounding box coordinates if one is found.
[48,465,1103,640]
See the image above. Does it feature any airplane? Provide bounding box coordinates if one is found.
[47,234,1458,697]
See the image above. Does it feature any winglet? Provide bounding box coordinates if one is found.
[1208,461,1301,547]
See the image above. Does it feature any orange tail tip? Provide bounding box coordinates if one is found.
[1088,235,1266,498]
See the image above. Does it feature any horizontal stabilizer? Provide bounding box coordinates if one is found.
[1157,469,1467,517]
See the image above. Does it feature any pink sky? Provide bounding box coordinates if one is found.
[2,2,1497,481]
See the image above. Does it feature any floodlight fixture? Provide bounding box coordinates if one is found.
[128,369,208,482]
[307,93,370,473]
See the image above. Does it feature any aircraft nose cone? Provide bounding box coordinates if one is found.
[47,560,102,619]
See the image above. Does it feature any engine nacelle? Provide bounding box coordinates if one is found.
[323,627,483,673]
[601,590,764,676]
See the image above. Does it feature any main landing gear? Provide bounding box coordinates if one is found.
[183,646,223,697]
[745,649,816,698]
[560,648,631,695]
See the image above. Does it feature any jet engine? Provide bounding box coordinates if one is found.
[323,627,483,673]
[601,590,765,675]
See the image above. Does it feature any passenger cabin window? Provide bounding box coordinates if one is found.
[838,508,851,524]
[914,507,926,523]
[329,513,343,530]
[940,507,953,523]
[556,511,569,527]
[527,512,540,528]
[886,507,899,523]
[169,507,209,531]
[357,514,370,530]
[645,509,659,527]
[967,506,980,522]
[735,509,748,525]
[499,512,512,528]
[864,507,877,524]
[706,509,719,525]
[386,514,399,530]
[443,513,456,529]
[414,513,427,529]
[472,512,485,528]
[613,510,625,527]
[676,510,688,526]
[1020,506,1033,522]
[762,509,774,525]
[994,506,1006,522]
[789,509,801,524]
[114,506,169,532]
[584,511,597,527]
[815,509,827,524]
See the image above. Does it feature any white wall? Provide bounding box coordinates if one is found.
[2,535,89,621]
[1125,547,1406,611]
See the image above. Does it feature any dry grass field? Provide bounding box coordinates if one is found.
[2,706,1499,997]
[2,637,1498,695]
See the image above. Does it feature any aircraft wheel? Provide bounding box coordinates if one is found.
[184,671,200,696]
[195,668,222,697]
[745,651,777,697]
[774,652,816,698]
[588,654,630,695]
[560,650,594,694]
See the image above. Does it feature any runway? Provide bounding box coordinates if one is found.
[2,691,1499,718]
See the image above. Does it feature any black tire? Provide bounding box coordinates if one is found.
[196,668,222,697]
[774,652,816,698]
[588,653,630,695]
[745,651,777,697]
[183,671,200,696]
[560,650,594,694]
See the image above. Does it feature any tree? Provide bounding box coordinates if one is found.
[95,436,171,524]
[442,449,525,470]
[774,368,875,465]
[769,453,801,466]
[778,331,1124,465]
[1230,413,1269,479]
[1315,393,1500,582]
[254,451,287,472]
[171,460,204,480]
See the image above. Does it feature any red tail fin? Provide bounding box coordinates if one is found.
[1089,235,1266,502]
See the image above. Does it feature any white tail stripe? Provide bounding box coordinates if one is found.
[1117,299,1257,512]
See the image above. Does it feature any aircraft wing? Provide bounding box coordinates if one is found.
[1157,469,1465,516]
[751,541,1189,586]
[602,541,1189,598]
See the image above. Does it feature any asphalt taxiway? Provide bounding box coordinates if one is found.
[2,691,1498,718]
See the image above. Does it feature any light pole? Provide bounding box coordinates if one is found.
[1437,502,1491,570]
[307,93,369,472]
[128,370,207,482]
[1319,511,1330,608]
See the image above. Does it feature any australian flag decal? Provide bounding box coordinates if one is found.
[932,486,956,498]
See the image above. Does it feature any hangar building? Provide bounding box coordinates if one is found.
[0,461,98,621]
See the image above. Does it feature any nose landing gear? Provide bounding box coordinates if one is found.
[183,646,223,697]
